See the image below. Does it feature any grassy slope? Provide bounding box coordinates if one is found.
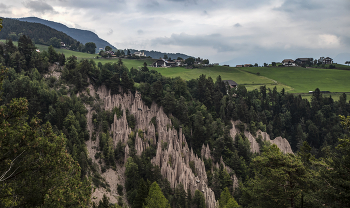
[151,66,292,91]
[240,66,350,93]
[2,39,349,100]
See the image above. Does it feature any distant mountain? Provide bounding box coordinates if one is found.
[18,17,192,59]
[18,17,116,51]
[0,18,77,46]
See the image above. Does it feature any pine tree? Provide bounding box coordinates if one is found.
[0,66,91,207]
[143,182,170,208]
[241,144,309,208]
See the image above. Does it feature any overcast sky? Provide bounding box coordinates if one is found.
[2,0,350,65]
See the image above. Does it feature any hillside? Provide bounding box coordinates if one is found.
[18,17,115,51]
[2,34,350,208]
[0,17,77,46]
[18,17,192,59]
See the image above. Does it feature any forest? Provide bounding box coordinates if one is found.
[0,33,349,208]
[0,18,78,48]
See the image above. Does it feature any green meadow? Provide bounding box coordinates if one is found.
[240,66,350,93]
[151,66,292,91]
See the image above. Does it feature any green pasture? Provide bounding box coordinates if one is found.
[151,66,292,91]
[95,58,154,70]
[241,66,350,93]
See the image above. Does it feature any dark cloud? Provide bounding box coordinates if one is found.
[234,23,241,27]
[23,1,57,14]
[0,3,12,14]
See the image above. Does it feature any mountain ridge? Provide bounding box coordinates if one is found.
[18,17,116,51]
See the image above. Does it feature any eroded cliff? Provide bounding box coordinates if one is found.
[85,85,293,207]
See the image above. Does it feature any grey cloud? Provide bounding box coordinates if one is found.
[234,23,241,27]
[276,0,323,12]
[137,29,144,35]
[0,3,12,14]
[146,1,160,8]
[55,0,126,13]
[23,1,57,14]
[151,33,238,52]
[107,29,113,35]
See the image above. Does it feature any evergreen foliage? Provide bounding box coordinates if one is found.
[0,18,77,47]
[0,66,91,207]
[144,182,171,208]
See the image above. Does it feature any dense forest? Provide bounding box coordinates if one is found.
[0,18,78,47]
[0,33,349,208]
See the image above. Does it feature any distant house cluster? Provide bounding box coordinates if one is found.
[236,64,254,67]
[281,57,333,66]
[152,57,210,68]
[152,59,183,67]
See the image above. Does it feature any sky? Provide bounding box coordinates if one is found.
[2,0,350,65]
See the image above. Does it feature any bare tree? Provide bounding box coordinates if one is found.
[0,151,25,182]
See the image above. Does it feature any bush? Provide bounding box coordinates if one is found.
[117,184,124,196]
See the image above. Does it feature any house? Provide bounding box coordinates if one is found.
[152,59,176,67]
[175,60,183,66]
[236,65,243,67]
[282,59,295,66]
[295,58,313,66]
[134,51,146,57]
[223,65,230,67]
[60,42,66,47]
[323,57,333,64]
[223,80,238,88]
[36,49,40,53]
[244,64,252,67]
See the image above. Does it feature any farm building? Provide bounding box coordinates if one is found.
[282,59,296,66]
[323,57,333,64]
[295,58,313,66]
[223,80,238,88]
[318,57,333,64]
[152,59,176,67]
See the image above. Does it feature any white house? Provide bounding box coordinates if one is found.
[134,51,146,57]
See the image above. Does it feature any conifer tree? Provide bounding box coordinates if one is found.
[143,182,170,208]
[0,66,91,207]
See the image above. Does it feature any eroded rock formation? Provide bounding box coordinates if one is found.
[95,85,218,207]
[230,121,293,154]
[90,85,293,207]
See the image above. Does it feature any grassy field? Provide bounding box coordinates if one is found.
[240,66,350,93]
[151,66,293,91]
